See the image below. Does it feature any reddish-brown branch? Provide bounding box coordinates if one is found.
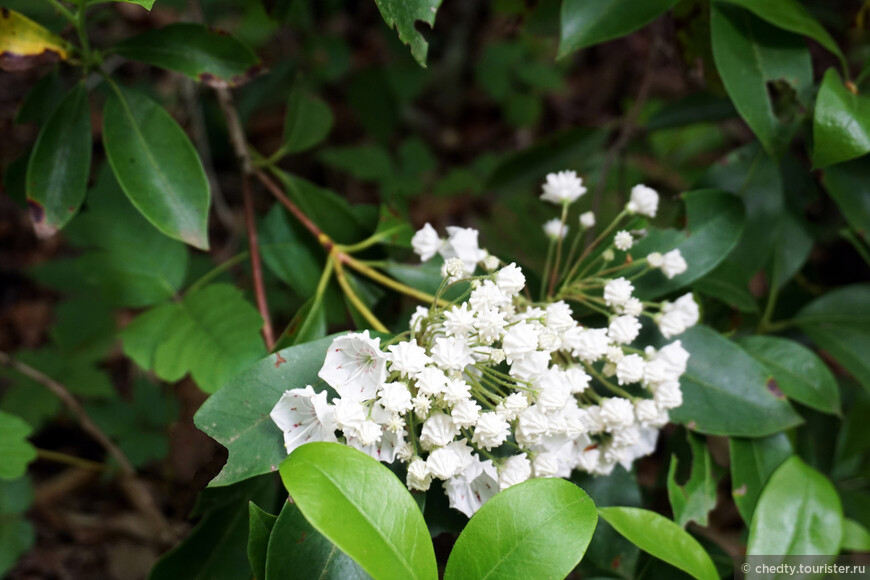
[255,170,330,247]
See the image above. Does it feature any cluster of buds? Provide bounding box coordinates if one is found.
[271,172,698,517]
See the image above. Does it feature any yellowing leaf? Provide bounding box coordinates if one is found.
[0,9,70,72]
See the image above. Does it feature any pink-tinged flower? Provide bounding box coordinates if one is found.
[318,331,387,402]
[270,386,337,454]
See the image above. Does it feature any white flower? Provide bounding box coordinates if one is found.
[469,280,509,312]
[498,454,532,490]
[657,340,690,378]
[635,399,668,428]
[658,293,699,338]
[431,336,475,372]
[565,367,590,393]
[537,379,571,412]
[427,447,461,479]
[444,303,476,338]
[407,458,432,491]
[482,254,500,271]
[387,341,431,377]
[413,394,432,419]
[516,405,550,446]
[575,446,601,473]
[333,398,367,435]
[616,353,645,385]
[350,426,404,463]
[441,226,487,272]
[580,406,605,434]
[495,263,525,296]
[606,346,624,363]
[627,184,659,217]
[545,301,574,333]
[396,442,414,463]
[571,328,610,363]
[496,392,529,421]
[445,458,499,517]
[355,420,382,446]
[420,413,458,449]
[318,331,387,402]
[443,378,471,404]
[474,307,507,344]
[653,380,683,409]
[532,452,561,478]
[416,366,449,396]
[472,412,510,450]
[647,252,664,268]
[502,321,540,363]
[537,330,560,351]
[509,351,550,382]
[608,315,641,345]
[600,397,636,429]
[412,223,443,261]
[614,230,633,251]
[660,249,687,279]
[603,277,634,309]
[540,170,587,205]
[270,386,337,454]
[378,382,413,414]
[622,297,643,317]
[409,306,428,334]
[442,257,467,280]
[451,399,481,428]
[580,211,596,228]
[543,218,568,240]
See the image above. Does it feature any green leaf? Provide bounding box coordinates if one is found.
[729,433,792,525]
[558,0,678,57]
[279,442,437,580]
[0,477,35,577]
[283,86,333,154]
[770,210,812,289]
[103,84,211,249]
[821,155,870,236]
[747,456,843,555]
[112,0,155,9]
[694,263,759,313]
[25,82,91,235]
[271,295,327,351]
[647,93,737,130]
[0,411,36,480]
[0,8,71,71]
[247,502,277,580]
[795,284,870,393]
[842,518,870,552]
[632,190,746,299]
[710,3,812,156]
[670,325,803,436]
[715,0,845,68]
[193,335,335,486]
[319,145,393,182]
[372,205,414,248]
[597,507,718,580]
[15,68,64,125]
[813,68,870,168]
[265,499,369,580]
[114,23,260,88]
[371,0,442,67]
[667,432,721,528]
[259,205,322,297]
[444,478,597,580]
[739,336,840,415]
[150,476,276,580]
[120,284,265,393]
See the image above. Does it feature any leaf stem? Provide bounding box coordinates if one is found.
[185,252,249,295]
[341,255,446,307]
[37,448,106,472]
[334,259,389,333]
[43,0,76,24]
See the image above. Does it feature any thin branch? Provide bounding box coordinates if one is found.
[256,169,330,245]
[0,351,173,544]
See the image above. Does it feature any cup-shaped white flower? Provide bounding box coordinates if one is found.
[498,454,532,490]
[495,263,525,296]
[445,458,499,517]
[627,184,659,217]
[270,386,337,454]
[318,331,387,402]
[660,249,687,279]
[420,412,458,449]
[386,341,431,378]
[472,412,510,450]
[608,315,641,345]
[440,226,487,272]
[411,222,443,261]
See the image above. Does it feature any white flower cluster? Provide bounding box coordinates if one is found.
[271,172,699,518]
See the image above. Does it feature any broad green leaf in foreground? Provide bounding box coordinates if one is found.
[193,336,335,486]
[667,433,720,528]
[0,411,36,480]
[813,68,870,168]
[821,155,870,235]
[747,456,843,556]
[265,499,368,580]
[121,284,264,394]
[795,284,870,393]
[558,0,677,57]
[598,507,718,580]
[103,84,211,249]
[842,519,870,552]
[729,433,793,524]
[279,442,437,580]
[114,23,260,88]
[247,502,277,580]
[371,0,442,67]
[444,478,597,580]
[25,82,91,235]
[739,336,840,415]
[670,326,803,436]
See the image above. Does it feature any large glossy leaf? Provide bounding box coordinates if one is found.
[103,84,211,249]
[821,155,870,235]
[120,283,264,393]
[716,0,845,68]
[813,68,870,168]
[631,190,745,299]
[444,478,596,580]
[247,502,277,580]
[371,0,442,67]
[193,335,335,486]
[667,432,721,528]
[15,68,64,125]
[265,499,368,580]
[747,456,843,555]
[795,284,870,393]
[739,336,840,415]
[25,83,91,236]
[279,443,437,580]
[558,0,678,57]
[842,519,870,552]
[597,507,718,580]
[711,3,812,156]
[283,87,333,154]
[670,326,803,436]
[0,8,69,71]
[0,411,36,480]
[729,433,792,525]
[259,205,322,298]
[114,23,259,88]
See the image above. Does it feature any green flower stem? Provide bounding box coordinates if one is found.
[540,237,556,300]
[342,255,447,307]
[185,252,249,295]
[549,202,571,297]
[37,448,106,472]
[563,209,628,288]
[334,258,389,333]
[583,363,634,400]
